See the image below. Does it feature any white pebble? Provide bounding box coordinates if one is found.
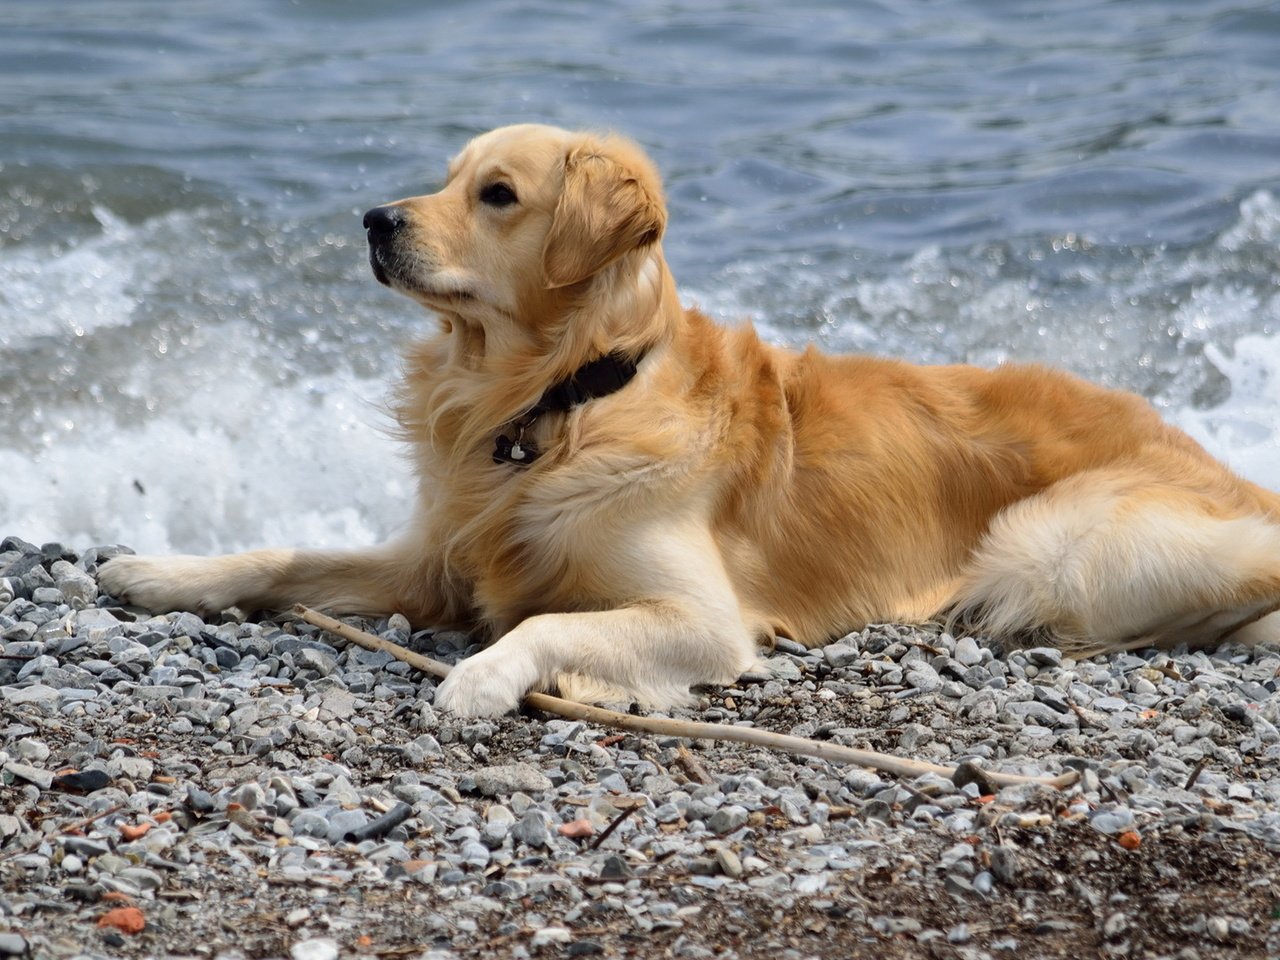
[530,928,572,948]
[290,939,339,960]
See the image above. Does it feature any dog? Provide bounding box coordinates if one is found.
[100,123,1280,718]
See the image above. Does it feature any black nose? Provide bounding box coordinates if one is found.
[363,204,406,237]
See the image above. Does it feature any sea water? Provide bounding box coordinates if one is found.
[2,0,1278,553]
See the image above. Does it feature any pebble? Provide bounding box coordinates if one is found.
[471,763,552,796]
[954,636,983,666]
[1205,916,1231,943]
[512,811,551,848]
[988,846,1018,885]
[3,761,52,790]
[599,854,633,880]
[822,643,860,668]
[530,928,572,948]
[906,663,942,693]
[1025,647,1063,668]
[707,805,748,834]
[290,939,339,960]
[715,847,744,878]
[1089,808,1136,836]
[763,656,802,681]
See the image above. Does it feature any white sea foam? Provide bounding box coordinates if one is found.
[1217,189,1280,252]
[0,363,413,555]
[1168,191,1280,490]
[1174,332,1280,489]
[0,206,171,342]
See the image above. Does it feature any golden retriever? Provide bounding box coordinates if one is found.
[100,124,1280,717]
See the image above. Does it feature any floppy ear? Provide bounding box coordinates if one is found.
[542,140,667,289]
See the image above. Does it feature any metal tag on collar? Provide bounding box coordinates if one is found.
[493,414,540,467]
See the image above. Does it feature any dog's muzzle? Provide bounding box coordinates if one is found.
[363,204,406,286]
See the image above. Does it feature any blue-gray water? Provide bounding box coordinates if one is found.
[2,0,1278,552]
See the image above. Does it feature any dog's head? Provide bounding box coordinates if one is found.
[363,125,668,334]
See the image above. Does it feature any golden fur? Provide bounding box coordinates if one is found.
[100,124,1280,717]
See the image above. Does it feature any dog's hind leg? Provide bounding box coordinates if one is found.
[946,467,1280,655]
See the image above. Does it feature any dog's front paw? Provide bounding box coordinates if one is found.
[98,555,236,615]
[434,645,540,718]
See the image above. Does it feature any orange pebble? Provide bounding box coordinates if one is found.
[97,906,146,934]
[118,822,152,841]
[100,891,135,904]
[1117,830,1142,850]
[154,811,172,823]
[557,818,595,839]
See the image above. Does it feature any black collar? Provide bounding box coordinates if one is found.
[493,351,642,467]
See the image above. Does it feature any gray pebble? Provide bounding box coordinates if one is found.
[511,811,551,848]
[1089,808,1136,835]
[472,763,552,796]
[1,684,59,705]
[51,561,97,607]
[707,804,748,834]
[989,846,1018,884]
[715,847,744,878]
[763,656,802,681]
[119,866,164,891]
[600,854,633,880]
[906,663,942,693]
[62,837,109,858]
[1025,647,1062,668]
[3,761,52,790]
[822,643,860,668]
[14,738,50,763]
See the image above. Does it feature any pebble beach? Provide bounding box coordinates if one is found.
[2,536,1279,959]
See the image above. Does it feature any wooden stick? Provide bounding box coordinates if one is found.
[294,606,1078,790]
[1184,757,1209,790]
[589,805,638,850]
[675,744,715,786]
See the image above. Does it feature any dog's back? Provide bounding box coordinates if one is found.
[707,326,1280,652]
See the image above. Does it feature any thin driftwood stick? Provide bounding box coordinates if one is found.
[675,744,715,786]
[293,605,1079,790]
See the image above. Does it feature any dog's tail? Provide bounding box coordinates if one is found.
[945,465,1280,656]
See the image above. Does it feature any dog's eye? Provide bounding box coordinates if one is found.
[480,183,518,208]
